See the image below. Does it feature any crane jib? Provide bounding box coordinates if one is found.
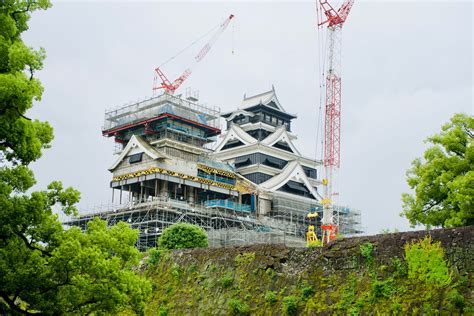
[153,14,235,94]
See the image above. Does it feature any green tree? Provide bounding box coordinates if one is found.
[0,1,151,314]
[158,223,208,250]
[401,113,473,228]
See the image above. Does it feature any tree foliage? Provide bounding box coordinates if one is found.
[0,1,151,314]
[158,223,208,250]
[401,113,473,228]
[404,236,451,287]
[0,0,53,165]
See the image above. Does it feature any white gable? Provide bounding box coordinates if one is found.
[108,135,169,171]
[214,124,257,152]
[259,160,321,200]
[261,126,300,155]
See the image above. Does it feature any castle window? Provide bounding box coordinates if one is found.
[221,139,244,150]
[234,156,252,167]
[263,156,284,169]
[129,153,143,164]
[273,141,293,153]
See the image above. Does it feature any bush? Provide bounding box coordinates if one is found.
[404,236,451,287]
[228,298,250,315]
[235,252,256,266]
[147,248,165,265]
[391,257,407,277]
[265,291,277,304]
[371,278,396,300]
[307,240,322,248]
[301,285,315,300]
[447,288,465,311]
[158,305,168,316]
[220,273,234,288]
[158,223,208,250]
[282,296,298,315]
[360,242,374,265]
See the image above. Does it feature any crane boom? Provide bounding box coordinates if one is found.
[153,14,235,94]
[317,0,354,244]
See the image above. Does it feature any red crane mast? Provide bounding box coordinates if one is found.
[317,0,354,243]
[153,14,234,94]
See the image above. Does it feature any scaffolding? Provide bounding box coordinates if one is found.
[103,93,221,132]
[64,197,302,250]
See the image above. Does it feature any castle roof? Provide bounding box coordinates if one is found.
[259,160,321,200]
[222,86,297,119]
[109,135,169,171]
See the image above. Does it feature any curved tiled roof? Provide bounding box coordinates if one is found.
[261,126,300,155]
[259,160,321,200]
[214,124,257,152]
[241,85,286,113]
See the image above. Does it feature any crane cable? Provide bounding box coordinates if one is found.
[232,18,235,54]
[315,1,327,166]
[158,21,223,68]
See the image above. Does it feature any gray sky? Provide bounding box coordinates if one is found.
[25,1,473,234]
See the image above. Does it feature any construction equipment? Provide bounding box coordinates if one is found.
[306,212,320,246]
[153,14,235,95]
[316,0,355,244]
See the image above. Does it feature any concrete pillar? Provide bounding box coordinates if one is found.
[188,187,195,204]
[160,180,168,199]
[258,198,271,216]
[139,182,143,203]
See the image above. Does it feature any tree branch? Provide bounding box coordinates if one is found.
[422,200,443,214]
[39,265,73,295]
[16,107,31,121]
[28,66,34,81]
[0,291,41,315]
[14,231,52,257]
[11,1,37,21]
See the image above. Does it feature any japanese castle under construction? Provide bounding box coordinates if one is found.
[65,87,362,249]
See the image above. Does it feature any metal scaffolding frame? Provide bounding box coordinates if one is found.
[64,197,304,250]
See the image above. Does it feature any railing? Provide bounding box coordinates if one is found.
[197,171,236,185]
[204,199,252,213]
[197,156,235,172]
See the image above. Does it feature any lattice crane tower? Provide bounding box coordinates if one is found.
[317,0,355,243]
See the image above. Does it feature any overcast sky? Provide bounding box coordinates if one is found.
[25,1,472,234]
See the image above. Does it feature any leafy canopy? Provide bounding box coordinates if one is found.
[158,223,208,250]
[404,236,451,287]
[0,1,150,314]
[401,113,473,228]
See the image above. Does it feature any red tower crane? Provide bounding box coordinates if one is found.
[153,14,235,94]
[317,0,355,243]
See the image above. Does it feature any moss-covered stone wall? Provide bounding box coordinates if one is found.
[144,226,473,315]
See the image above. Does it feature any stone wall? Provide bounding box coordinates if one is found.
[144,226,473,315]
